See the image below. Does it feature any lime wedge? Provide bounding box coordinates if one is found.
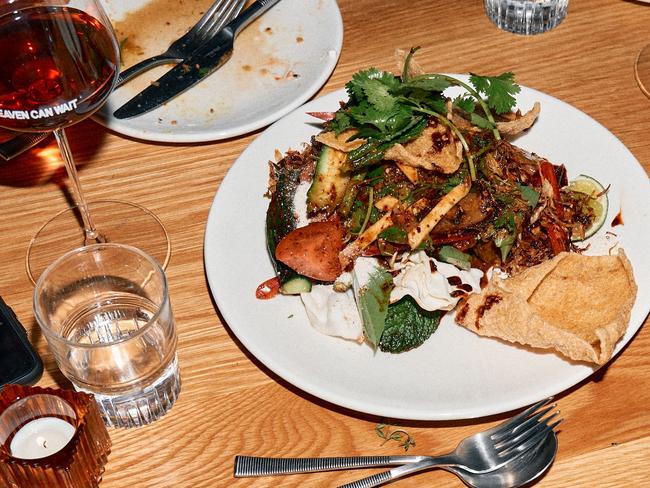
[565,174,608,241]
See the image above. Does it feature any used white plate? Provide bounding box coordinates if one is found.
[94,0,342,142]
[204,83,650,420]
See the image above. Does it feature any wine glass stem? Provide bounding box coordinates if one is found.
[53,128,104,244]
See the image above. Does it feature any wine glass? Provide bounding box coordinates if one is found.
[0,0,170,282]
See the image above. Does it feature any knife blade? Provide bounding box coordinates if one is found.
[113,0,282,119]
[0,132,50,160]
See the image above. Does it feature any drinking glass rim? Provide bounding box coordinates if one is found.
[33,242,169,349]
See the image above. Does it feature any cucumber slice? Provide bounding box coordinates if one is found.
[566,174,608,241]
[307,145,351,213]
[280,276,312,295]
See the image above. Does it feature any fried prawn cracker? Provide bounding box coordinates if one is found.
[455,251,637,365]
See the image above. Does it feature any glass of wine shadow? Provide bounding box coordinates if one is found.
[0,1,170,283]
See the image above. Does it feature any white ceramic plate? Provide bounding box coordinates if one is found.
[204,82,650,420]
[94,0,343,142]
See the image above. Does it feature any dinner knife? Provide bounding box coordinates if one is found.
[113,0,282,119]
[0,132,50,160]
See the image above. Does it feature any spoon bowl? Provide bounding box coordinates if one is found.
[445,430,558,488]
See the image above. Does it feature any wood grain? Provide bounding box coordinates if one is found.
[1,0,649,486]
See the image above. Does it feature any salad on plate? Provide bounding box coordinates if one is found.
[257,49,634,363]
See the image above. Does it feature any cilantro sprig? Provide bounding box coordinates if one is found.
[330,49,521,181]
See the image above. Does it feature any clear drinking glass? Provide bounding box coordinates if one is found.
[0,1,170,283]
[33,243,181,428]
[484,0,569,35]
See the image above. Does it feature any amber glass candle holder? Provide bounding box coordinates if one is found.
[0,385,111,488]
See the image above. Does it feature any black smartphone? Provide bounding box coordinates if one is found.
[0,296,43,386]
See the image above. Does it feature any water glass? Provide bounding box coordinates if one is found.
[33,243,181,428]
[484,0,569,35]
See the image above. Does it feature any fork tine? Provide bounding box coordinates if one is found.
[495,410,561,453]
[489,397,554,441]
[203,0,246,37]
[495,404,556,442]
[192,0,232,42]
[499,419,563,458]
[191,0,227,32]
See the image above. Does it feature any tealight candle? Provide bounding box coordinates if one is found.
[0,384,111,488]
[10,417,76,459]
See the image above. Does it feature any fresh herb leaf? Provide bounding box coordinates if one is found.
[470,112,495,130]
[517,183,540,208]
[494,210,516,232]
[438,245,472,270]
[378,226,408,244]
[400,74,451,92]
[441,175,464,194]
[348,116,427,170]
[353,263,393,348]
[469,72,521,114]
[453,94,475,114]
[375,423,416,451]
[493,210,522,261]
[330,52,521,178]
[494,229,516,261]
[380,296,442,353]
[367,165,385,179]
[331,110,352,134]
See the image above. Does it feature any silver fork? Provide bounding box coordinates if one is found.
[115,0,246,87]
[234,398,562,479]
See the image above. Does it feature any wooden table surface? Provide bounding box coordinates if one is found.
[1,0,649,486]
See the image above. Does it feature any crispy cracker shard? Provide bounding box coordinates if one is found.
[384,122,463,174]
[455,250,637,365]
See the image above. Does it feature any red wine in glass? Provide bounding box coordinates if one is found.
[0,3,170,282]
[0,6,118,131]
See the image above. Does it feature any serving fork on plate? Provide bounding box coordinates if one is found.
[115,0,247,87]
[234,398,562,486]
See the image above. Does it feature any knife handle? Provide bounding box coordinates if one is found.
[233,455,417,477]
[229,0,282,36]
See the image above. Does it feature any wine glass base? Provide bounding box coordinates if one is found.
[635,42,650,99]
[27,199,171,284]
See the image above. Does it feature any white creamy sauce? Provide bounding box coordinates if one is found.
[300,253,483,341]
[390,251,483,311]
[300,258,383,342]
[300,285,363,341]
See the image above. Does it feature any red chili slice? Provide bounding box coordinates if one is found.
[539,161,565,219]
[256,277,280,299]
[306,111,336,121]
